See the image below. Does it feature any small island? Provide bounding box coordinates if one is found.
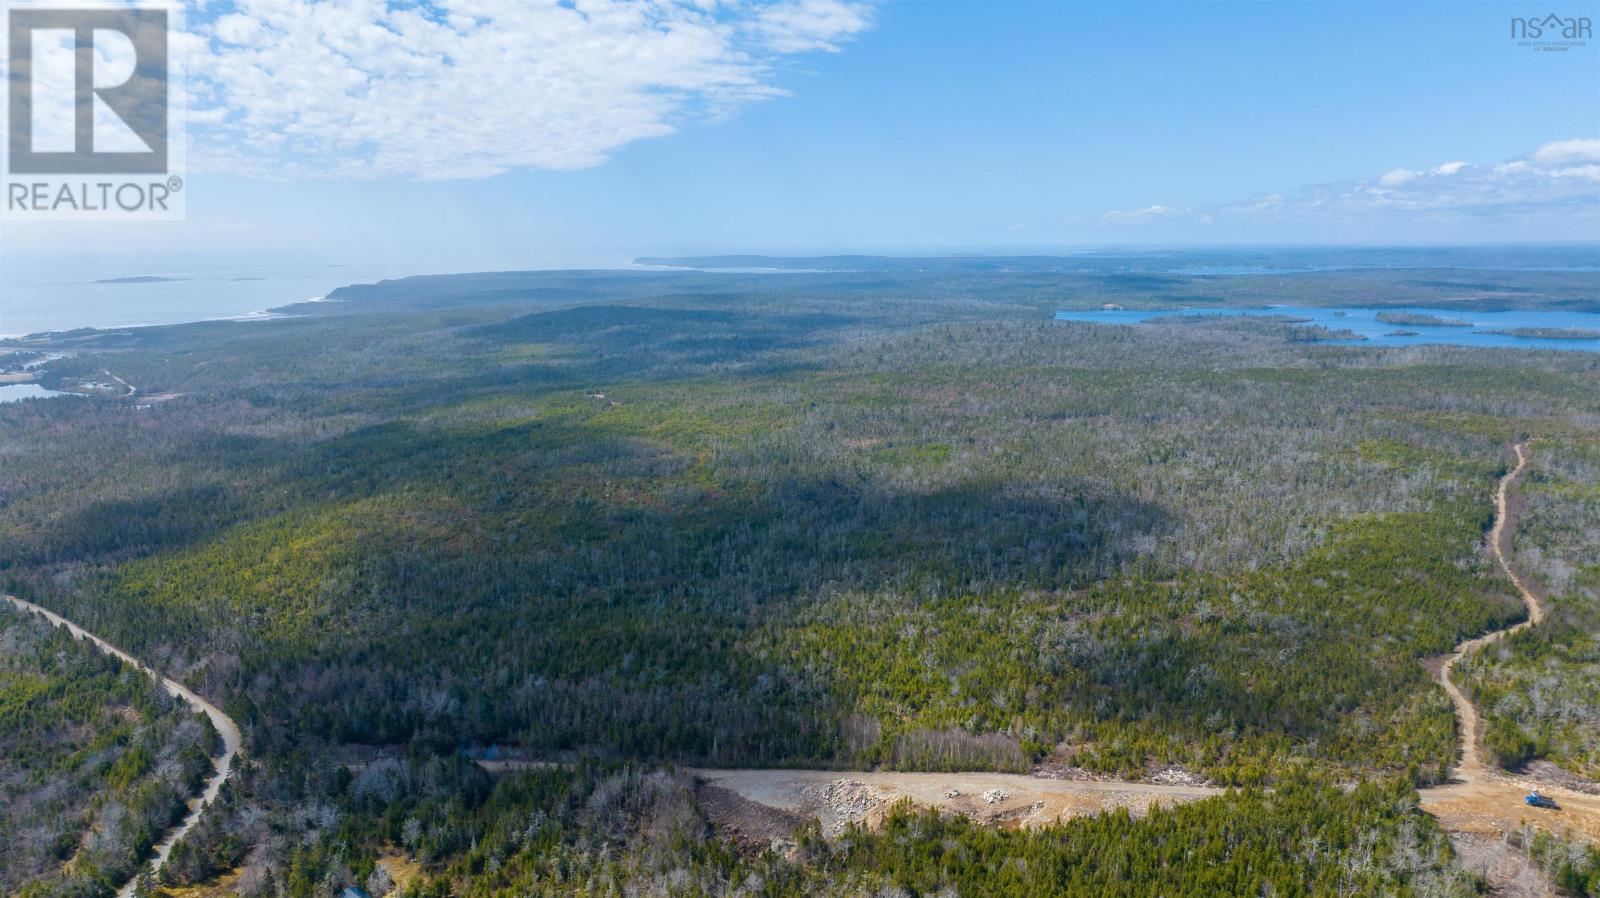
[94,275,186,284]
[1384,330,1420,337]
[1486,327,1600,340]
[1289,325,1366,342]
[1375,311,1473,327]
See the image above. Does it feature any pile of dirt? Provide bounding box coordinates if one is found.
[984,800,1048,829]
[695,783,809,853]
[1524,760,1600,796]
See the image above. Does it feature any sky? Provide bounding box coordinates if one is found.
[2,0,1598,288]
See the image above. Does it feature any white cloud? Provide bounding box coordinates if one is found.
[1376,160,1466,187]
[1552,164,1600,180]
[1532,137,1600,166]
[1102,204,1192,225]
[181,0,873,179]
[749,0,873,52]
[1221,140,1598,222]
[1100,141,1599,233]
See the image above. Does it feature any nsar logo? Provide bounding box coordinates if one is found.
[1510,12,1593,51]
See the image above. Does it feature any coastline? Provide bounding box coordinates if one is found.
[5,248,1599,344]
[0,295,331,342]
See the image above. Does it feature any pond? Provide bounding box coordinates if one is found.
[0,383,76,403]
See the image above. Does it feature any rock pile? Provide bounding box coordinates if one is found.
[1148,767,1208,787]
[803,780,887,835]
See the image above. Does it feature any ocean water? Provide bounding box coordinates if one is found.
[3,246,1595,338]
[1054,306,1600,353]
[0,265,406,338]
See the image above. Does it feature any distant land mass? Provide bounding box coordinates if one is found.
[284,250,1600,325]
[7,248,1600,897]
[636,244,1600,275]
[1375,311,1474,327]
[1487,326,1600,340]
[93,276,187,284]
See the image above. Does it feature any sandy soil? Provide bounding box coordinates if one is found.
[5,439,1593,898]
[1423,778,1600,843]
[1435,442,1545,787]
[1418,442,1600,851]
[692,768,1221,835]
[695,441,1600,870]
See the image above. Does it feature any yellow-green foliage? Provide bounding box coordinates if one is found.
[1455,435,1600,778]
[0,607,218,898]
[343,763,1476,898]
[765,498,1517,784]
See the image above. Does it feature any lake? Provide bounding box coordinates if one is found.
[1053,306,1600,353]
[0,383,76,403]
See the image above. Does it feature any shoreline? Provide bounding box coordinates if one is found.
[5,254,1599,344]
[0,297,329,342]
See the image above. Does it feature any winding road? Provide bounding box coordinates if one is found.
[1,439,1593,898]
[0,595,242,898]
[696,441,1600,844]
[1436,441,1545,785]
[1418,441,1600,844]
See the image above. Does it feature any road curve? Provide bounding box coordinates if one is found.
[1,594,242,898]
[1436,441,1544,784]
[1419,441,1600,846]
[3,440,1591,879]
[701,442,1600,842]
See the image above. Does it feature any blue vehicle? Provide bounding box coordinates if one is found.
[1525,790,1559,810]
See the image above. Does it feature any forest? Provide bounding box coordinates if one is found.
[1455,433,1600,778]
[1,258,1597,896]
[0,605,219,898]
[163,756,1483,898]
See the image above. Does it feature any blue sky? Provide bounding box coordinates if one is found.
[3,0,1598,284]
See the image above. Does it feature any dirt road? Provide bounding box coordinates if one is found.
[698,442,1600,847]
[103,368,137,397]
[1,437,1590,894]
[1,595,242,898]
[1418,441,1600,849]
[1436,441,1544,786]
